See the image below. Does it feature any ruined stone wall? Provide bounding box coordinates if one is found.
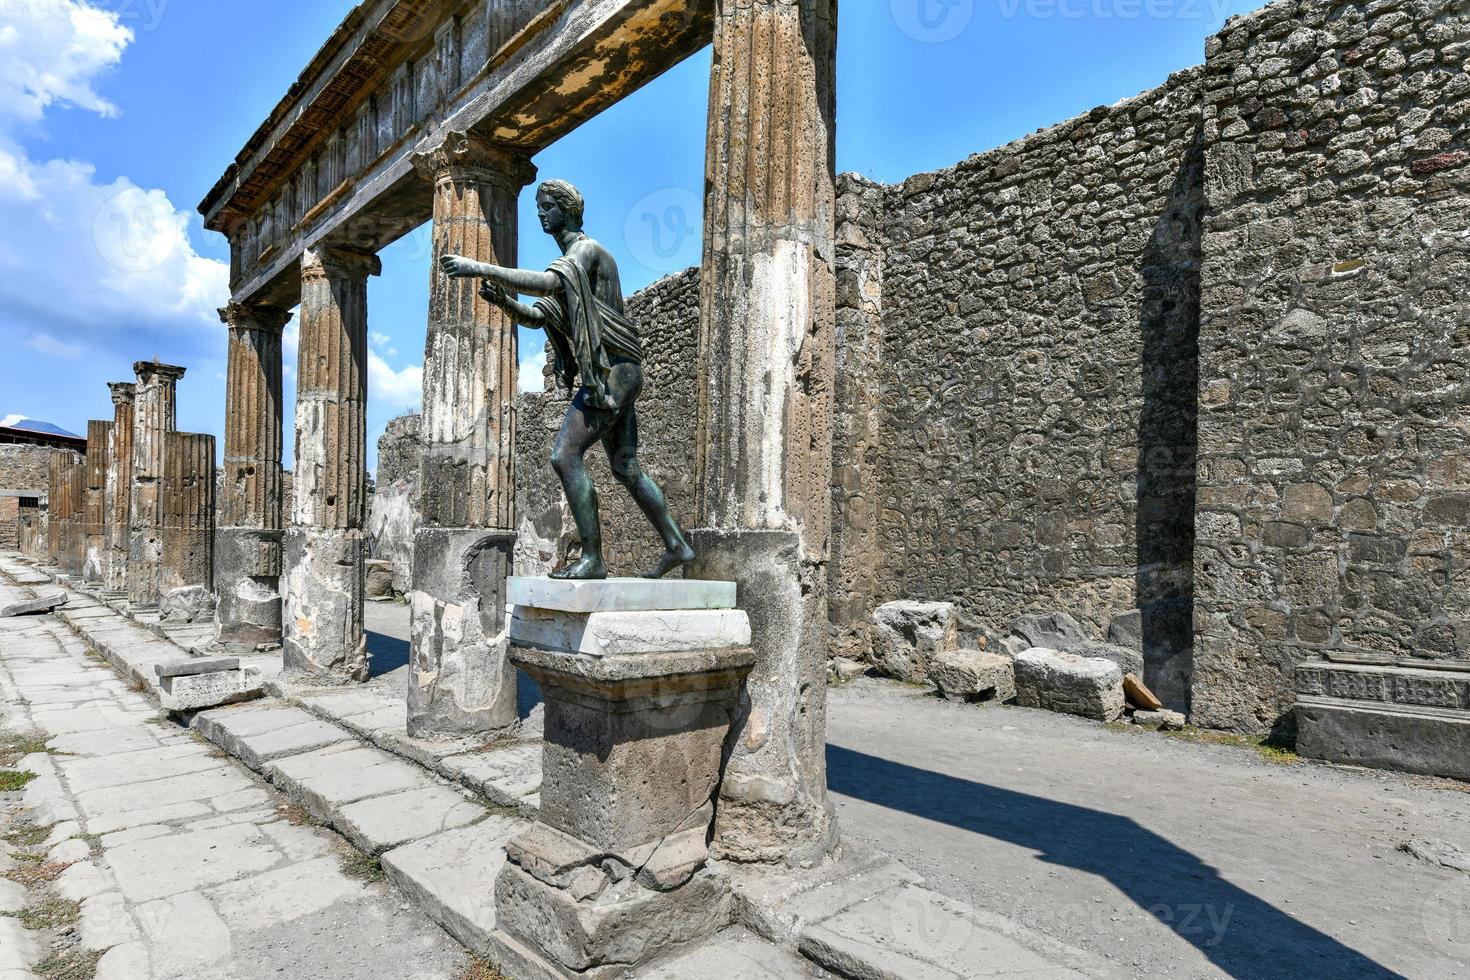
[367,413,421,593]
[1191,0,1470,733]
[516,268,702,577]
[856,69,1206,704]
[0,445,55,496]
[0,498,17,550]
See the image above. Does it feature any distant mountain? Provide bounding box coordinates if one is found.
[2,418,81,438]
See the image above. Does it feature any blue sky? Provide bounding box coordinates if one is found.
[0,0,1266,472]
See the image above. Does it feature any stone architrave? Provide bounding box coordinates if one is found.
[128,361,186,609]
[161,432,216,596]
[282,246,379,683]
[216,302,292,650]
[105,383,136,594]
[689,0,840,865]
[82,420,112,583]
[407,133,535,737]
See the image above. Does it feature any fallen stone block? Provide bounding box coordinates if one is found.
[1132,709,1186,731]
[154,658,263,713]
[0,592,66,617]
[931,650,1015,704]
[1009,609,1144,678]
[1013,648,1125,722]
[828,657,868,684]
[870,600,958,682]
[1124,673,1164,711]
[160,585,216,625]
[365,559,395,600]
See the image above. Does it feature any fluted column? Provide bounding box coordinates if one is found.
[161,432,216,595]
[216,302,291,649]
[691,0,839,864]
[282,245,379,683]
[128,361,185,609]
[106,383,136,593]
[63,463,85,576]
[407,132,534,737]
[46,449,74,565]
[82,420,112,583]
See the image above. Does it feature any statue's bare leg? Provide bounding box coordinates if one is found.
[549,390,617,580]
[603,404,695,580]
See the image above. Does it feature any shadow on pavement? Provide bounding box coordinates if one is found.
[826,744,1404,980]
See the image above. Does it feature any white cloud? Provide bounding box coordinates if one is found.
[0,1,227,354]
[369,350,423,412]
[0,413,26,427]
[26,331,81,359]
[519,349,547,393]
[0,0,130,122]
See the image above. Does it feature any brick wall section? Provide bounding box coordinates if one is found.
[516,267,702,577]
[1191,0,1470,732]
[866,69,1206,703]
[0,498,17,550]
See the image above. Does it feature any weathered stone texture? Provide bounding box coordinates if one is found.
[367,413,421,594]
[128,362,185,607]
[106,383,136,592]
[82,420,111,582]
[864,68,1205,708]
[1191,0,1470,733]
[0,445,53,493]
[160,432,215,595]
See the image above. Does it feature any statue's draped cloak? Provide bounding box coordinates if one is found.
[533,255,643,411]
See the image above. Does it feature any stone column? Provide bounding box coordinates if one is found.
[216,302,292,650]
[161,432,216,596]
[406,133,535,737]
[46,449,72,565]
[64,462,85,576]
[82,420,112,583]
[282,245,379,683]
[106,383,136,594]
[128,361,186,609]
[690,0,839,865]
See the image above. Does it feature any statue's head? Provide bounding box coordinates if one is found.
[537,180,585,235]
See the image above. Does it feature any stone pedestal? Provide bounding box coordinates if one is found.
[497,577,752,977]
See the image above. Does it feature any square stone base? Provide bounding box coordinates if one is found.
[495,861,731,978]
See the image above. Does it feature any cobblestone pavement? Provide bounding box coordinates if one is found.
[0,607,471,980]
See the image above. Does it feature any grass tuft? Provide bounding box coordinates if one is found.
[0,730,50,768]
[4,860,69,887]
[1158,725,1300,764]
[339,852,384,882]
[457,958,509,980]
[17,897,80,931]
[3,822,53,849]
[0,770,37,792]
[33,948,102,980]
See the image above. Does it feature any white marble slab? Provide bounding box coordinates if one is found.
[507,576,737,613]
[509,608,751,656]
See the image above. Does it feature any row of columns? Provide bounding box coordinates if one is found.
[44,363,215,614]
[215,0,837,864]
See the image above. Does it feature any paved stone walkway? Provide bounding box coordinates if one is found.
[0,594,471,979]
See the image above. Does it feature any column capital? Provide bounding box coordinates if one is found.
[411,130,537,191]
[302,245,382,284]
[107,382,137,406]
[219,301,293,334]
[133,361,187,384]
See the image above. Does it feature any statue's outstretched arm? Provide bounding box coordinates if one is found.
[480,280,547,327]
[440,254,558,295]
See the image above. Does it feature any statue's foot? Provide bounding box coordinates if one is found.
[550,555,608,581]
[642,543,696,580]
